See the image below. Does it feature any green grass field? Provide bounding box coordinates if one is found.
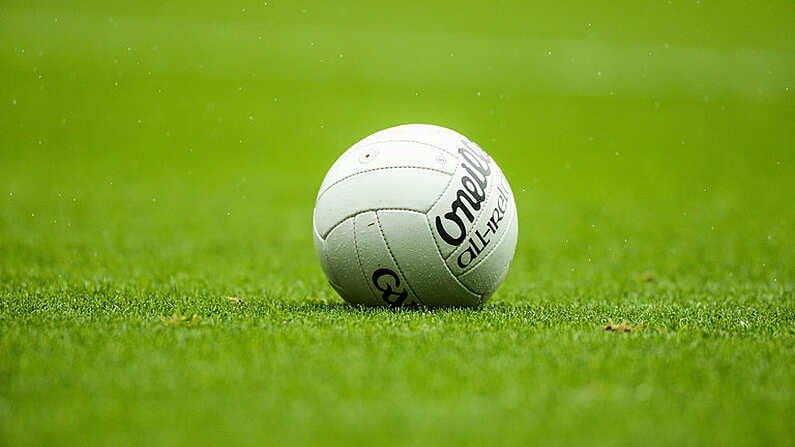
[1,1,794,445]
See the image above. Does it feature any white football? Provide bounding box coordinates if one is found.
[312,124,518,307]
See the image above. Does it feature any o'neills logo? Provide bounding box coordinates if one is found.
[435,140,492,247]
[434,140,511,269]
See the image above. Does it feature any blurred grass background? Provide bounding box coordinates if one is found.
[1,1,794,446]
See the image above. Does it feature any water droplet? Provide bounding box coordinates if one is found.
[476,91,481,97]
[11,99,16,105]
[546,50,552,56]
[338,53,344,58]
[152,198,157,203]
[596,71,602,77]
[614,151,620,156]
[248,114,254,121]
[241,8,246,12]
[273,97,279,102]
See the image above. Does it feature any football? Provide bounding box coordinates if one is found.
[313,124,518,307]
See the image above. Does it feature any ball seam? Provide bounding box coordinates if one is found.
[359,138,460,159]
[352,215,381,305]
[317,165,452,201]
[321,208,423,239]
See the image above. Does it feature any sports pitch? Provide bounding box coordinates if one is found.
[1,1,794,445]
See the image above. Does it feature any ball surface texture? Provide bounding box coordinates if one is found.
[313,124,518,307]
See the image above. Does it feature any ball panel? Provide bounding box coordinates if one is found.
[458,206,518,300]
[314,167,451,238]
[354,212,422,307]
[377,210,481,307]
[318,140,457,196]
[315,217,376,306]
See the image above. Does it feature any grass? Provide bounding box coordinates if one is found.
[1,1,794,445]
